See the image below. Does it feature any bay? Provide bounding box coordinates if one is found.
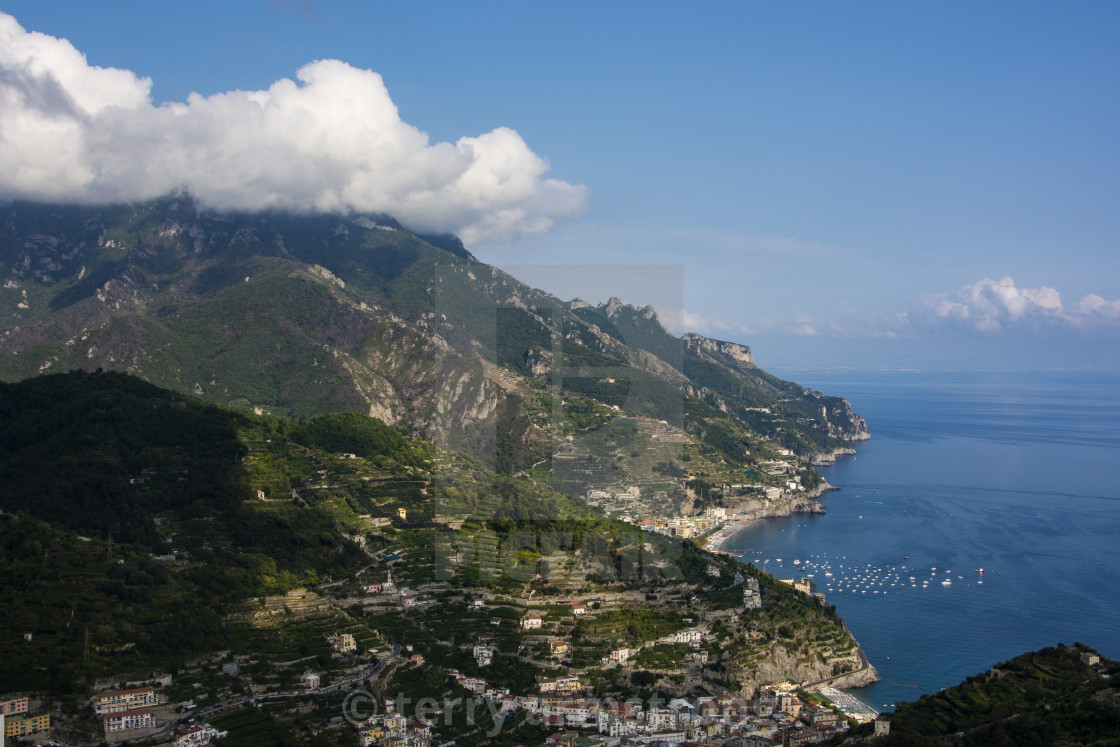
[722,370,1120,710]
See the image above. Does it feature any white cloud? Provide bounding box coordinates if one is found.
[791,324,820,337]
[0,12,587,244]
[680,309,712,333]
[1078,293,1120,325]
[669,308,756,338]
[922,276,1120,332]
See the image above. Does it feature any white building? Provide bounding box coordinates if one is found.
[103,709,155,733]
[175,724,229,746]
[94,688,159,716]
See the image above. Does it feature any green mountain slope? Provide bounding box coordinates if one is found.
[835,644,1120,746]
[0,372,867,745]
[0,196,866,499]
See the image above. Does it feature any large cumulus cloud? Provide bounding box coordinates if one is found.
[923,276,1120,331]
[0,12,587,244]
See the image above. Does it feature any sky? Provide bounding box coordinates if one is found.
[1,1,1118,370]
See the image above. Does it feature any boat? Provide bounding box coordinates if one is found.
[941,579,952,586]
[974,568,985,573]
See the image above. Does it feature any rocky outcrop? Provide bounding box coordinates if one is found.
[683,333,753,366]
[724,493,828,524]
[729,640,878,696]
[812,447,857,465]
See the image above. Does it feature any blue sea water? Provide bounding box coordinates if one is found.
[723,371,1120,711]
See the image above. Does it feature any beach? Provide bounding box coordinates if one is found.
[705,517,760,553]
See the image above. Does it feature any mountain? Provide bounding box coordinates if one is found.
[0,371,868,745]
[833,644,1120,746]
[0,196,866,500]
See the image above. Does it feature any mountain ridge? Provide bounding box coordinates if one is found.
[1,195,867,502]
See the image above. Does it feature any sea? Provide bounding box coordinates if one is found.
[722,370,1120,711]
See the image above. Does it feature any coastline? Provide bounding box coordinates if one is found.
[706,517,761,552]
[705,483,835,553]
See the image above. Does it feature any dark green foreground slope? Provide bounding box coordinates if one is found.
[1,371,860,745]
[833,645,1120,746]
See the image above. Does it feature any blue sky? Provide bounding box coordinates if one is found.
[2,1,1118,370]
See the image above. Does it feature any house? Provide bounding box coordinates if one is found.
[473,645,494,666]
[302,673,321,689]
[331,633,357,653]
[174,724,229,746]
[801,702,840,727]
[570,603,587,616]
[544,729,580,745]
[357,722,387,746]
[549,639,571,656]
[666,628,703,645]
[94,687,159,715]
[1083,651,1102,667]
[0,697,29,716]
[646,707,678,731]
[758,685,802,718]
[780,727,817,746]
[521,613,543,630]
[606,715,639,737]
[490,617,502,626]
[363,584,382,594]
[103,708,155,733]
[537,675,582,694]
[497,694,518,714]
[685,650,709,665]
[4,713,51,737]
[744,577,762,609]
[600,646,631,667]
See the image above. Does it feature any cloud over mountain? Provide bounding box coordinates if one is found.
[0,12,587,244]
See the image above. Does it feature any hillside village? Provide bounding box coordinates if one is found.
[0,200,874,746]
[0,369,881,746]
[1,485,874,746]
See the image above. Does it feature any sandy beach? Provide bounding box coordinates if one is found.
[705,517,760,553]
